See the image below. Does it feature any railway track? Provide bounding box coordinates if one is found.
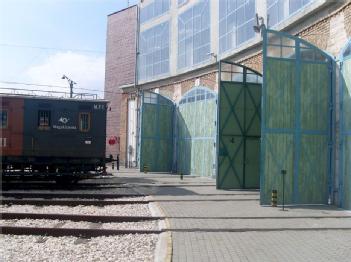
[1,192,144,199]
[1,181,164,238]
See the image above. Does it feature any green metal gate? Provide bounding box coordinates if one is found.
[261,29,334,205]
[340,39,351,209]
[176,87,217,177]
[139,91,174,172]
[217,61,262,189]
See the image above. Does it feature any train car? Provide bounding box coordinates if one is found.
[1,94,109,181]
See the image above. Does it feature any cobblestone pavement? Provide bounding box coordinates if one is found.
[112,169,351,262]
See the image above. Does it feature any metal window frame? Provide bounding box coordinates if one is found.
[79,112,91,132]
[38,110,51,129]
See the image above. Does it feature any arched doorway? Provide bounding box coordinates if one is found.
[176,86,217,177]
[260,29,335,205]
[217,61,262,189]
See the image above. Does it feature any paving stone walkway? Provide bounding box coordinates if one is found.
[113,169,351,262]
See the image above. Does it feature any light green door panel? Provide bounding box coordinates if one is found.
[176,87,217,177]
[261,29,333,205]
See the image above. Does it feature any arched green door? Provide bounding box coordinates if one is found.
[261,29,334,205]
[217,61,262,189]
[139,91,174,172]
[176,87,217,177]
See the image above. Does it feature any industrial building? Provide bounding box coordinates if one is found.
[104,0,351,209]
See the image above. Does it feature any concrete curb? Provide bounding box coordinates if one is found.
[149,201,173,262]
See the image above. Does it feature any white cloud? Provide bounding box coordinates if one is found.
[24,51,105,98]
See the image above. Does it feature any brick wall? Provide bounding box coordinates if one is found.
[156,72,217,102]
[104,6,137,161]
[240,53,263,74]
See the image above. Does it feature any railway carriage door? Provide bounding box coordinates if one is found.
[217,62,262,189]
[339,40,351,209]
[139,91,174,172]
[261,29,334,205]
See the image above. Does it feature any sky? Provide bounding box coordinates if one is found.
[0,0,138,99]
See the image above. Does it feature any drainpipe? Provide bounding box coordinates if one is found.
[134,4,141,168]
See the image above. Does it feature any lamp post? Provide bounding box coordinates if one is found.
[62,75,76,98]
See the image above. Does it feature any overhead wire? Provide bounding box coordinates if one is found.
[0,43,105,54]
[0,81,120,95]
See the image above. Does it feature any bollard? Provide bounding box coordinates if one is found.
[143,165,148,174]
[281,169,287,211]
[180,173,183,180]
[271,189,277,207]
[112,162,115,170]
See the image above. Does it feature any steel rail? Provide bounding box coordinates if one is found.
[0,199,150,206]
[1,212,163,222]
[0,226,163,237]
[1,192,145,199]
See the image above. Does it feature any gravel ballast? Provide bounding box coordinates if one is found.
[0,204,151,216]
[0,234,158,262]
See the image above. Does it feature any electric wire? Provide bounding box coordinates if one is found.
[0,81,121,95]
[0,43,104,54]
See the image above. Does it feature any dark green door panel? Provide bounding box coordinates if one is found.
[217,76,261,189]
[139,92,174,172]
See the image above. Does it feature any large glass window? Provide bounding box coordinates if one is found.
[1,110,8,128]
[140,0,170,24]
[178,0,187,6]
[219,0,256,54]
[178,0,210,69]
[267,0,314,28]
[289,0,313,14]
[139,21,170,81]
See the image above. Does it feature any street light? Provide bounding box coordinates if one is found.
[62,75,76,98]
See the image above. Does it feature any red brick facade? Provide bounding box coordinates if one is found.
[104,6,137,162]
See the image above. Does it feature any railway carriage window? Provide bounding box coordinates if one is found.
[38,110,51,129]
[1,110,8,128]
[79,112,90,132]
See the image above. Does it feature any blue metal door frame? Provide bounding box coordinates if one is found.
[339,38,351,208]
[261,28,335,204]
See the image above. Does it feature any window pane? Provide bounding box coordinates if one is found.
[140,0,170,24]
[38,110,50,128]
[1,111,8,128]
[138,22,170,81]
[178,0,210,69]
[80,113,90,131]
[219,0,256,54]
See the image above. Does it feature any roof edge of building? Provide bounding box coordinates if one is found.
[108,5,137,17]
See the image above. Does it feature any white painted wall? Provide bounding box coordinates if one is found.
[127,99,138,167]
